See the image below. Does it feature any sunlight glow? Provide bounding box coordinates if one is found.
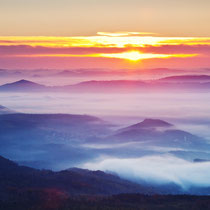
[101,51,149,61]
[0,34,210,48]
[97,32,157,37]
[99,51,197,61]
[0,32,207,64]
[15,52,198,61]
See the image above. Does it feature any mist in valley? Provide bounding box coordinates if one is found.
[1,90,210,193]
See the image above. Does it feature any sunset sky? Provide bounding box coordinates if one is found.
[0,0,210,70]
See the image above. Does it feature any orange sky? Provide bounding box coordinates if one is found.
[0,32,210,69]
[1,0,210,70]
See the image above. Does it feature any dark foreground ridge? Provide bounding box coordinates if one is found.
[1,155,210,209]
[0,155,153,197]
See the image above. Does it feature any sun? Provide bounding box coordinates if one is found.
[119,51,142,61]
[101,51,143,61]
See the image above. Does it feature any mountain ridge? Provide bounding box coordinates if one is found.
[124,118,173,129]
[0,155,154,196]
[106,118,208,150]
[159,75,210,82]
[0,79,48,91]
[1,77,210,92]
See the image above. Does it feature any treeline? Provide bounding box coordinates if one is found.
[1,189,210,210]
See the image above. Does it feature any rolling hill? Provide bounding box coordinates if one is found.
[0,113,113,170]
[105,119,209,150]
[0,155,153,197]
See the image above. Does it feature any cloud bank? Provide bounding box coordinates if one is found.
[0,34,210,69]
[83,155,210,189]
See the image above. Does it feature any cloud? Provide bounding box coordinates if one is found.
[0,45,127,56]
[140,44,210,55]
[82,155,210,189]
[1,44,210,56]
[0,34,210,70]
[97,32,157,37]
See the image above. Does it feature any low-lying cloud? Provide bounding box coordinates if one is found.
[83,154,210,189]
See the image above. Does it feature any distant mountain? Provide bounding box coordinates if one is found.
[61,80,148,93]
[0,79,147,93]
[0,79,48,91]
[0,113,113,170]
[193,158,210,163]
[1,77,210,92]
[0,113,109,137]
[0,155,153,198]
[119,119,173,132]
[64,76,210,92]
[159,75,210,83]
[75,80,146,87]
[107,119,208,150]
[1,114,210,169]
[137,118,173,127]
[64,78,210,92]
[64,79,204,92]
[0,105,15,114]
